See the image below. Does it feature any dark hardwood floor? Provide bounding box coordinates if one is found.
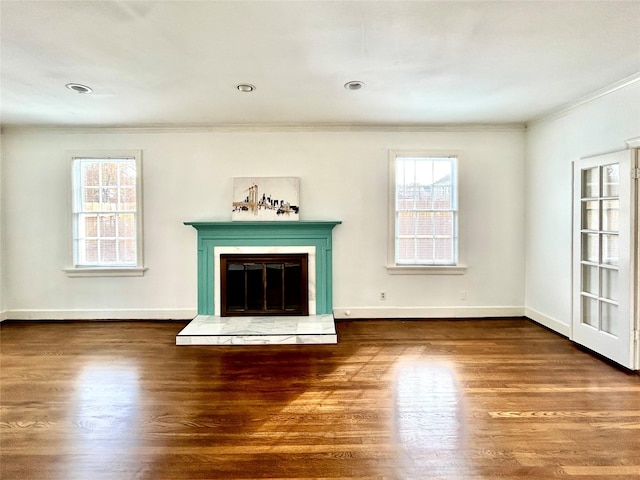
[1,318,639,480]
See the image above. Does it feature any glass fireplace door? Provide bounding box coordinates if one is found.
[221,254,308,316]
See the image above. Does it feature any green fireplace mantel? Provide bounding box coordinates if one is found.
[184,221,341,315]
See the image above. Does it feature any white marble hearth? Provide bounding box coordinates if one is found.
[176,314,337,345]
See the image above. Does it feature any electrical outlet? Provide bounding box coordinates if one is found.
[380,291,386,301]
[460,290,467,300]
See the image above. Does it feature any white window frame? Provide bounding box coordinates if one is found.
[64,150,146,277]
[387,150,467,275]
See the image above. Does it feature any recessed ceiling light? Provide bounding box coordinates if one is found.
[344,81,364,91]
[65,83,92,94]
[236,83,255,93]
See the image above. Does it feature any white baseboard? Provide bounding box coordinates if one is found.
[2,306,571,340]
[524,307,571,337]
[333,306,525,319]
[2,308,197,321]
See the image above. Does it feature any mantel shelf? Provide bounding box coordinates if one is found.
[184,220,342,229]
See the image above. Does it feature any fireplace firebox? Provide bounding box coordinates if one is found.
[221,253,308,316]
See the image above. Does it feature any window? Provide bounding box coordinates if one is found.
[65,151,145,276]
[388,151,466,274]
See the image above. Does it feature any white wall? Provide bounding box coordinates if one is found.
[0,131,5,319]
[1,127,525,320]
[525,81,640,335]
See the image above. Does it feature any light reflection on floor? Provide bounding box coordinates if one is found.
[70,362,141,479]
[393,360,472,477]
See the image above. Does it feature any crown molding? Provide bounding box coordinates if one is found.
[626,136,640,148]
[0,122,526,135]
[527,72,640,126]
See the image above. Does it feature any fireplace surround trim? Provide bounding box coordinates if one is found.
[185,221,341,315]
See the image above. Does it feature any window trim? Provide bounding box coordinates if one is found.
[64,150,146,277]
[386,150,467,275]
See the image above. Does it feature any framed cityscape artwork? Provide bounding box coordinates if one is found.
[232,177,300,221]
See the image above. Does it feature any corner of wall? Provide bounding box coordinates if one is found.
[524,307,570,337]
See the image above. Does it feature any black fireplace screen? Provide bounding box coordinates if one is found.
[220,254,309,316]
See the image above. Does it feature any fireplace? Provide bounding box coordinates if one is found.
[184,221,341,316]
[221,253,309,316]
[178,221,341,346]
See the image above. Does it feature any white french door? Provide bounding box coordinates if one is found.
[572,149,638,370]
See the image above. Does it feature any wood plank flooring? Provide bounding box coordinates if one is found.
[1,318,639,480]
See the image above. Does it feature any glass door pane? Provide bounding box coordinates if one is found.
[582,296,599,328]
[283,263,303,311]
[226,264,247,311]
[601,164,619,197]
[581,233,599,263]
[265,264,284,310]
[581,265,599,295]
[245,264,264,311]
[582,200,599,230]
[582,167,599,198]
[602,199,619,231]
[600,268,618,302]
[601,302,619,336]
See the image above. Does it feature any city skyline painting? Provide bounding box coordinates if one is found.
[232,177,300,221]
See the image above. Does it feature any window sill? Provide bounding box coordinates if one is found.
[386,264,468,275]
[63,267,147,277]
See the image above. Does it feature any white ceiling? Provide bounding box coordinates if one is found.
[1,0,639,128]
